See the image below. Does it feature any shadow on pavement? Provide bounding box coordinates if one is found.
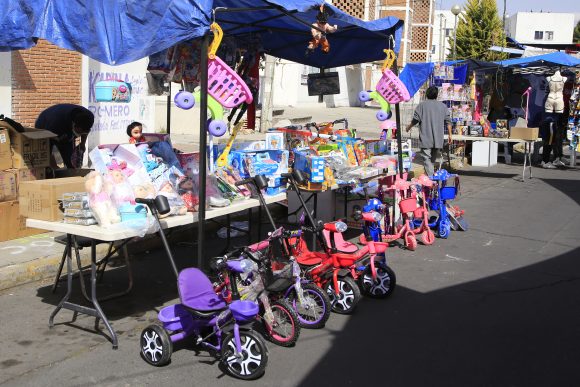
[295,245,580,387]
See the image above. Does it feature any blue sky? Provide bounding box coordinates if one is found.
[438,0,580,18]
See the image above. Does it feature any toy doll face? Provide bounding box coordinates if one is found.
[111,170,124,183]
[130,125,143,140]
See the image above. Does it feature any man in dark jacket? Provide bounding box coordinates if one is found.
[405,86,451,176]
[35,104,94,168]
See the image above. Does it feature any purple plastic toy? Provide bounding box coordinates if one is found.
[137,195,268,380]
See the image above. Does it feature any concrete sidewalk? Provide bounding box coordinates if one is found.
[0,163,578,386]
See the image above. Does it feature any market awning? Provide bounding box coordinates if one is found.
[0,0,403,68]
[496,52,580,74]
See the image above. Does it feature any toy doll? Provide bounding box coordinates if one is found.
[127,121,147,144]
[307,3,337,54]
[158,180,187,215]
[84,171,121,227]
[106,160,136,207]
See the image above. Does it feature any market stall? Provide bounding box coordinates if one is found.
[2,0,410,352]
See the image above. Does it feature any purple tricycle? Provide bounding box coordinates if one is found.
[136,196,268,380]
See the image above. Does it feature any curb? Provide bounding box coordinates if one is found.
[0,225,196,292]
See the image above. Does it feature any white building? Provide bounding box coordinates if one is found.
[505,12,575,45]
[431,10,458,62]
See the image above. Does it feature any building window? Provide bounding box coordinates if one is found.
[445,28,453,37]
[534,31,543,40]
[545,31,554,40]
[431,45,436,54]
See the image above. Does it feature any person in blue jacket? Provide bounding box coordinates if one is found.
[35,104,94,169]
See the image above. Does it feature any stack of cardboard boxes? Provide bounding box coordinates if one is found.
[0,120,86,242]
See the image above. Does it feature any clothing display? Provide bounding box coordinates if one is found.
[545,71,567,114]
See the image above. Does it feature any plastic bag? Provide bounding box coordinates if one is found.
[217,221,248,238]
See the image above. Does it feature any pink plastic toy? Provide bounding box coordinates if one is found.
[207,23,253,108]
[376,68,411,104]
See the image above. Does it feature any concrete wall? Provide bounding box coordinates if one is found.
[506,12,574,44]
[0,53,11,117]
[269,60,364,109]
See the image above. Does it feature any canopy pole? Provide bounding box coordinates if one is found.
[318,67,325,103]
[392,62,404,178]
[166,82,171,134]
[197,33,210,268]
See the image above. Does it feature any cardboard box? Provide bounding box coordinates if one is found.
[0,121,56,168]
[0,129,11,170]
[0,168,46,203]
[0,200,45,242]
[0,172,17,202]
[19,177,86,221]
[510,127,539,141]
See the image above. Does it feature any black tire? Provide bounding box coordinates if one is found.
[359,263,396,299]
[324,276,361,314]
[290,283,332,329]
[221,330,269,380]
[140,324,172,366]
[261,299,301,347]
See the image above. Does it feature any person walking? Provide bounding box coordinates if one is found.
[35,104,94,169]
[405,86,451,176]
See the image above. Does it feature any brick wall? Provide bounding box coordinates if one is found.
[11,39,82,127]
[333,0,366,19]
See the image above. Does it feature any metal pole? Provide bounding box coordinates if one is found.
[318,67,325,103]
[392,64,405,178]
[453,14,458,61]
[197,33,209,268]
[166,82,171,134]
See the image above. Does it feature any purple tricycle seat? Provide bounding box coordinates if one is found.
[178,268,227,312]
[229,300,259,323]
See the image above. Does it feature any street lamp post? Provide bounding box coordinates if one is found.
[451,5,461,61]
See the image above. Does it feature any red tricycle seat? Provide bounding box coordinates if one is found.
[323,229,359,253]
[399,198,418,213]
[288,237,324,266]
[334,245,370,266]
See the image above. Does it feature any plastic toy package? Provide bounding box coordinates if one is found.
[63,217,98,226]
[230,149,289,179]
[178,152,231,209]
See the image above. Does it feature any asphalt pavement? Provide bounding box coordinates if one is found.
[1,163,579,386]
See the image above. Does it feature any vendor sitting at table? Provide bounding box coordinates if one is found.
[35,104,94,169]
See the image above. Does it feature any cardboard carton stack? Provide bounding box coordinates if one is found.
[0,119,56,241]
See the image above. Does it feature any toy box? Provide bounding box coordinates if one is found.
[265,175,287,196]
[386,139,412,155]
[293,149,325,183]
[229,149,289,179]
[265,133,285,150]
[365,140,388,157]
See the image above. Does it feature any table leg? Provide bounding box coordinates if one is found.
[226,214,231,250]
[247,209,253,245]
[48,234,118,349]
[90,241,118,349]
[49,234,73,328]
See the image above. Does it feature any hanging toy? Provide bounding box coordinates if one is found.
[307,3,337,54]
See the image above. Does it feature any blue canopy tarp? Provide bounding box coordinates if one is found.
[0,0,403,68]
[497,52,580,69]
